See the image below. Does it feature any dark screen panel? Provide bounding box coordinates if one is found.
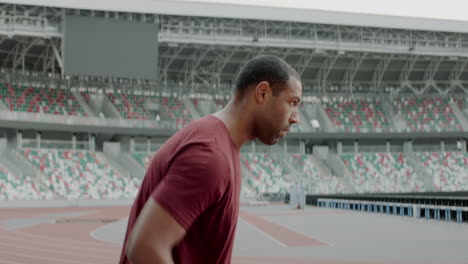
[64,15,158,80]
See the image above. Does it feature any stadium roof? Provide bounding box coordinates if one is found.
[5,0,468,33]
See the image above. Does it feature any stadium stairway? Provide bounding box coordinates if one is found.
[100,143,145,179]
[98,151,132,179]
[71,91,98,117]
[0,98,7,110]
[324,153,352,179]
[182,97,201,120]
[317,155,355,193]
[98,93,125,119]
[119,152,146,178]
[82,93,107,118]
[192,98,215,116]
[381,96,406,132]
[323,153,356,192]
[308,154,354,193]
[449,101,468,131]
[297,107,313,132]
[307,155,332,178]
[300,104,315,130]
[3,148,43,181]
[313,102,337,132]
[402,152,433,191]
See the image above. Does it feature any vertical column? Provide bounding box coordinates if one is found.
[337,140,343,154]
[147,137,151,153]
[386,140,390,153]
[354,140,358,153]
[72,134,76,151]
[36,132,41,149]
[130,136,135,153]
[441,139,445,152]
[17,131,23,149]
[252,141,256,153]
[460,139,466,153]
[90,134,95,152]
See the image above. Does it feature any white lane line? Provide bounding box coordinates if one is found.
[89,218,126,245]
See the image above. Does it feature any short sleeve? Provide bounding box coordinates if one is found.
[151,143,229,230]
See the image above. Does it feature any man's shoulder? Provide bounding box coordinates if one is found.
[172,115,228,147]
[184,115,222,132]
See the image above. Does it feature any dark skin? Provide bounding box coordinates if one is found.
[126,77,302,264]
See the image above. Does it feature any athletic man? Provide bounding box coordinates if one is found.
[119,55,302,264]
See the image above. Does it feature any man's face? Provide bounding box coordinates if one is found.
[256,78,302,145]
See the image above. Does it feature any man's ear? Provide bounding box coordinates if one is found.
[254,81,271,104]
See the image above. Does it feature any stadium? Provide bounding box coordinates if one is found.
[0,0,467,263]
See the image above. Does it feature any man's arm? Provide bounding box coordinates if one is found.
[126,198,186,264]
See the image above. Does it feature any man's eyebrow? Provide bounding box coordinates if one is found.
[292,96,301,103]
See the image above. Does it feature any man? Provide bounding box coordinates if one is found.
[119,54,302,264]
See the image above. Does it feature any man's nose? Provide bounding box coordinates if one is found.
[290,110,299,124]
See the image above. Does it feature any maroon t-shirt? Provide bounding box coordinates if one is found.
[119,115,241,264]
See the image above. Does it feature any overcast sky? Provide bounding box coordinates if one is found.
[180,0,468,21]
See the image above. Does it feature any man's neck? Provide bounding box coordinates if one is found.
[212,100,254,149]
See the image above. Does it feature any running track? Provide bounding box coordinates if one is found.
[1,206,468,264]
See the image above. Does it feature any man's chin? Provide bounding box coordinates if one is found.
[259,137,278,145]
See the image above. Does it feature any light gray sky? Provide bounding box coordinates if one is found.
[180,0,468,21]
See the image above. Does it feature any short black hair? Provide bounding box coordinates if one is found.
[234,55,300,97]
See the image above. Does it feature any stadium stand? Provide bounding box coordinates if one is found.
[240,152,345,195]
[0,83,86,116]
[241,153,293,194]
[214,97,229,111]
[21,149,140,199]
[162,96,193,128]
[2,2,468,206]
[106,93,152,120]
[342,152,423,193]
[322,97,389,133]
[416,152,468,192]
[106,93,193,128]
[288,154,346,194]
[0,166,55,200]
[393,97,463,132]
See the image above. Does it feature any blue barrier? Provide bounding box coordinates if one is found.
[456,209,463,223]
[317,198,466,224]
